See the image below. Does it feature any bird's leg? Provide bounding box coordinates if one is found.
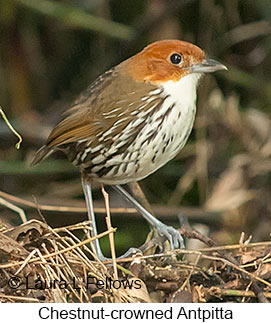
[81,177,107,261]
[128,182,159,246]
[81,177,142,261]
[113,184,185,249]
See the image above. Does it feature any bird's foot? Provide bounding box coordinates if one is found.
[155,223,185,250]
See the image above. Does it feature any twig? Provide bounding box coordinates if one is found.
[196,241,271,252]
[0,197,27,223]
[14,249,45,275]
[200,253,271,289]
[0,228,115,269]
[180,253,201,291]
[0,190,136,215]
[0,106,23,149]
[208,286,271,299]
[129,182,153,214]
[178,226,269,302]
[32,195,47,223]
[101,185,118,280]
[0,294,41,302]
[0,190,218,221]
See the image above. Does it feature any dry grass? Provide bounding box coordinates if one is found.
[0,217,270,303]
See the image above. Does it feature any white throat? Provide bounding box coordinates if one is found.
[161,72,202,113]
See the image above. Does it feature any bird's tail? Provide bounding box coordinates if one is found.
[31,145,54,166]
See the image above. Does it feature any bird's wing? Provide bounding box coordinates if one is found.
[45,66,160,149]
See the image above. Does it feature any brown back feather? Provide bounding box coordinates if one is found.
[32,61,159,165]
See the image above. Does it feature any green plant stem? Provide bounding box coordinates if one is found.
[12,0,135,40]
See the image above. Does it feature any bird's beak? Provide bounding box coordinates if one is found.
[191,58,227,73]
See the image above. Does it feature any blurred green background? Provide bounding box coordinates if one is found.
[1,0,271,256]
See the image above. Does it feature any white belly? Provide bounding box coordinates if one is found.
[134,100,196,181]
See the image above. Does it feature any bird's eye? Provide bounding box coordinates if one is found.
[170,53,182,65]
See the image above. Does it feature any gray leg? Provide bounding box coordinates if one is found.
[113,184,185,249]
[81,177,107,261]
[81,178,141,261]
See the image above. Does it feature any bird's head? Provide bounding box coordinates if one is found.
[124,39,227,84]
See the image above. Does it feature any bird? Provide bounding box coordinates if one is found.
[31,39,227,260]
